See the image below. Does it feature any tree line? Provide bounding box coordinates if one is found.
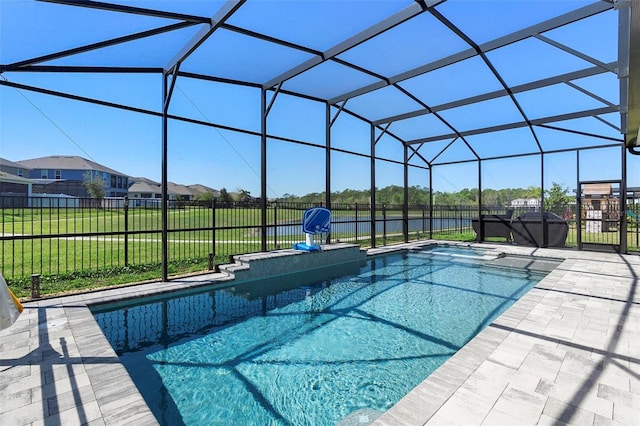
[83,171,572,215]
[276,184,570,207]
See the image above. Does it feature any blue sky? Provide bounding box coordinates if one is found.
[1,0,637,198]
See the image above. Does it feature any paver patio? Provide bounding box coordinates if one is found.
[1,242,639,425]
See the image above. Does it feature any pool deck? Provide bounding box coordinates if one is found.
[1,242,639,425]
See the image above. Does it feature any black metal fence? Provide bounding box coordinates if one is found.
[0,196,488,283]
[5,195,640,286]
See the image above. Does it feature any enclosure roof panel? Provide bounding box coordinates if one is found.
[102,0,227,17]
[0,0,188,66]
[179,28,316,84]
[389,114,454,142]
[465,128,541,159]
[0,0,628,160]
[225,0,414,52]
[434,0,597,45]
[342,85,425,123]
[514,84,611,121]
[396,56,505,108]
[336,11,469,78]
[283,60,383,100]
[42,25,206,68]
[485,37,604,88]
[436,96,525,133]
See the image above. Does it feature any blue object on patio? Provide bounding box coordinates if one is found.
[627,210,639,221]
[293,207,331,252]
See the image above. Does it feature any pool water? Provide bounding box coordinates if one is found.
[93,247,555,425]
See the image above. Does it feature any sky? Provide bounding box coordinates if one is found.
[1,0,638,199]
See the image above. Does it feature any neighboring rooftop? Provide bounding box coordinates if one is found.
[128,176,218,198]
[17,155,128,177]
[187,183,220,198]
[0,157,30,171]
[0,171,32,184]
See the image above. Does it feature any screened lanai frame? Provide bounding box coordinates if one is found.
[1,0,638,280]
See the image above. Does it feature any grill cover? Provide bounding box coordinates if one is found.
[511,212,568,247]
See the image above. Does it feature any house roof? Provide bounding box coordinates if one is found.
[129,176,159,186]
[128,181,161,195]
[0,171,32,184]
[17,156,128,177]
[0,157,31,170]
[128,177,160,195]
[187,184,219,197]
[128,177,213,197]
[167,182,194,197]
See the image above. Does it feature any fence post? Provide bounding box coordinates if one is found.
[124,196,129,266]
[383,204,387,246]
[355,203,359,243]
[274,201,278,250]
[429,202,434,239]
[31,274,41,299]
[212,198,217,259]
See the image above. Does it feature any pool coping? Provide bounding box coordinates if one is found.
[1,241,639,425]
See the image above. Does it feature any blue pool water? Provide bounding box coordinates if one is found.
[93,246,554,425]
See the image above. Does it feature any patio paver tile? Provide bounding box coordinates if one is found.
[594,414,627,426]
[480,407,524,425]
[542,396,595,425]
[597,382,640,408]
[611,399,640,425]
[490,385,547,424]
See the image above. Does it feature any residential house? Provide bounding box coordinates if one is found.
[0,157,31,178]
[187,184,220,199]
[128,178,217,203]
[128,177,162,200]
[167,182,194,201]
[0,172,33,207]
[17,155,129,197]
[510,198,541,209]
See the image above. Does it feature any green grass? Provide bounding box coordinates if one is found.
[7,258,218,299]
[1,207,262,235]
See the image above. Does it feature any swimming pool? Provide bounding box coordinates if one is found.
[93,245,558,425]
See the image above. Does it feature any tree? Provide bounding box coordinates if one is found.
[218,187,233,203]
[83,171,105,200]
[545,182,572,216]
[237,188,251,201]
[526,185,542,199]
[194,192,214,202]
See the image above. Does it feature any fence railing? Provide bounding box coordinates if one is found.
[0,196,489,284]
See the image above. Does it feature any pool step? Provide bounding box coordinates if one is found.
[486,255,561,272]
[218,243,367,282]
[430,251,505,261]
[411,250,505,262]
